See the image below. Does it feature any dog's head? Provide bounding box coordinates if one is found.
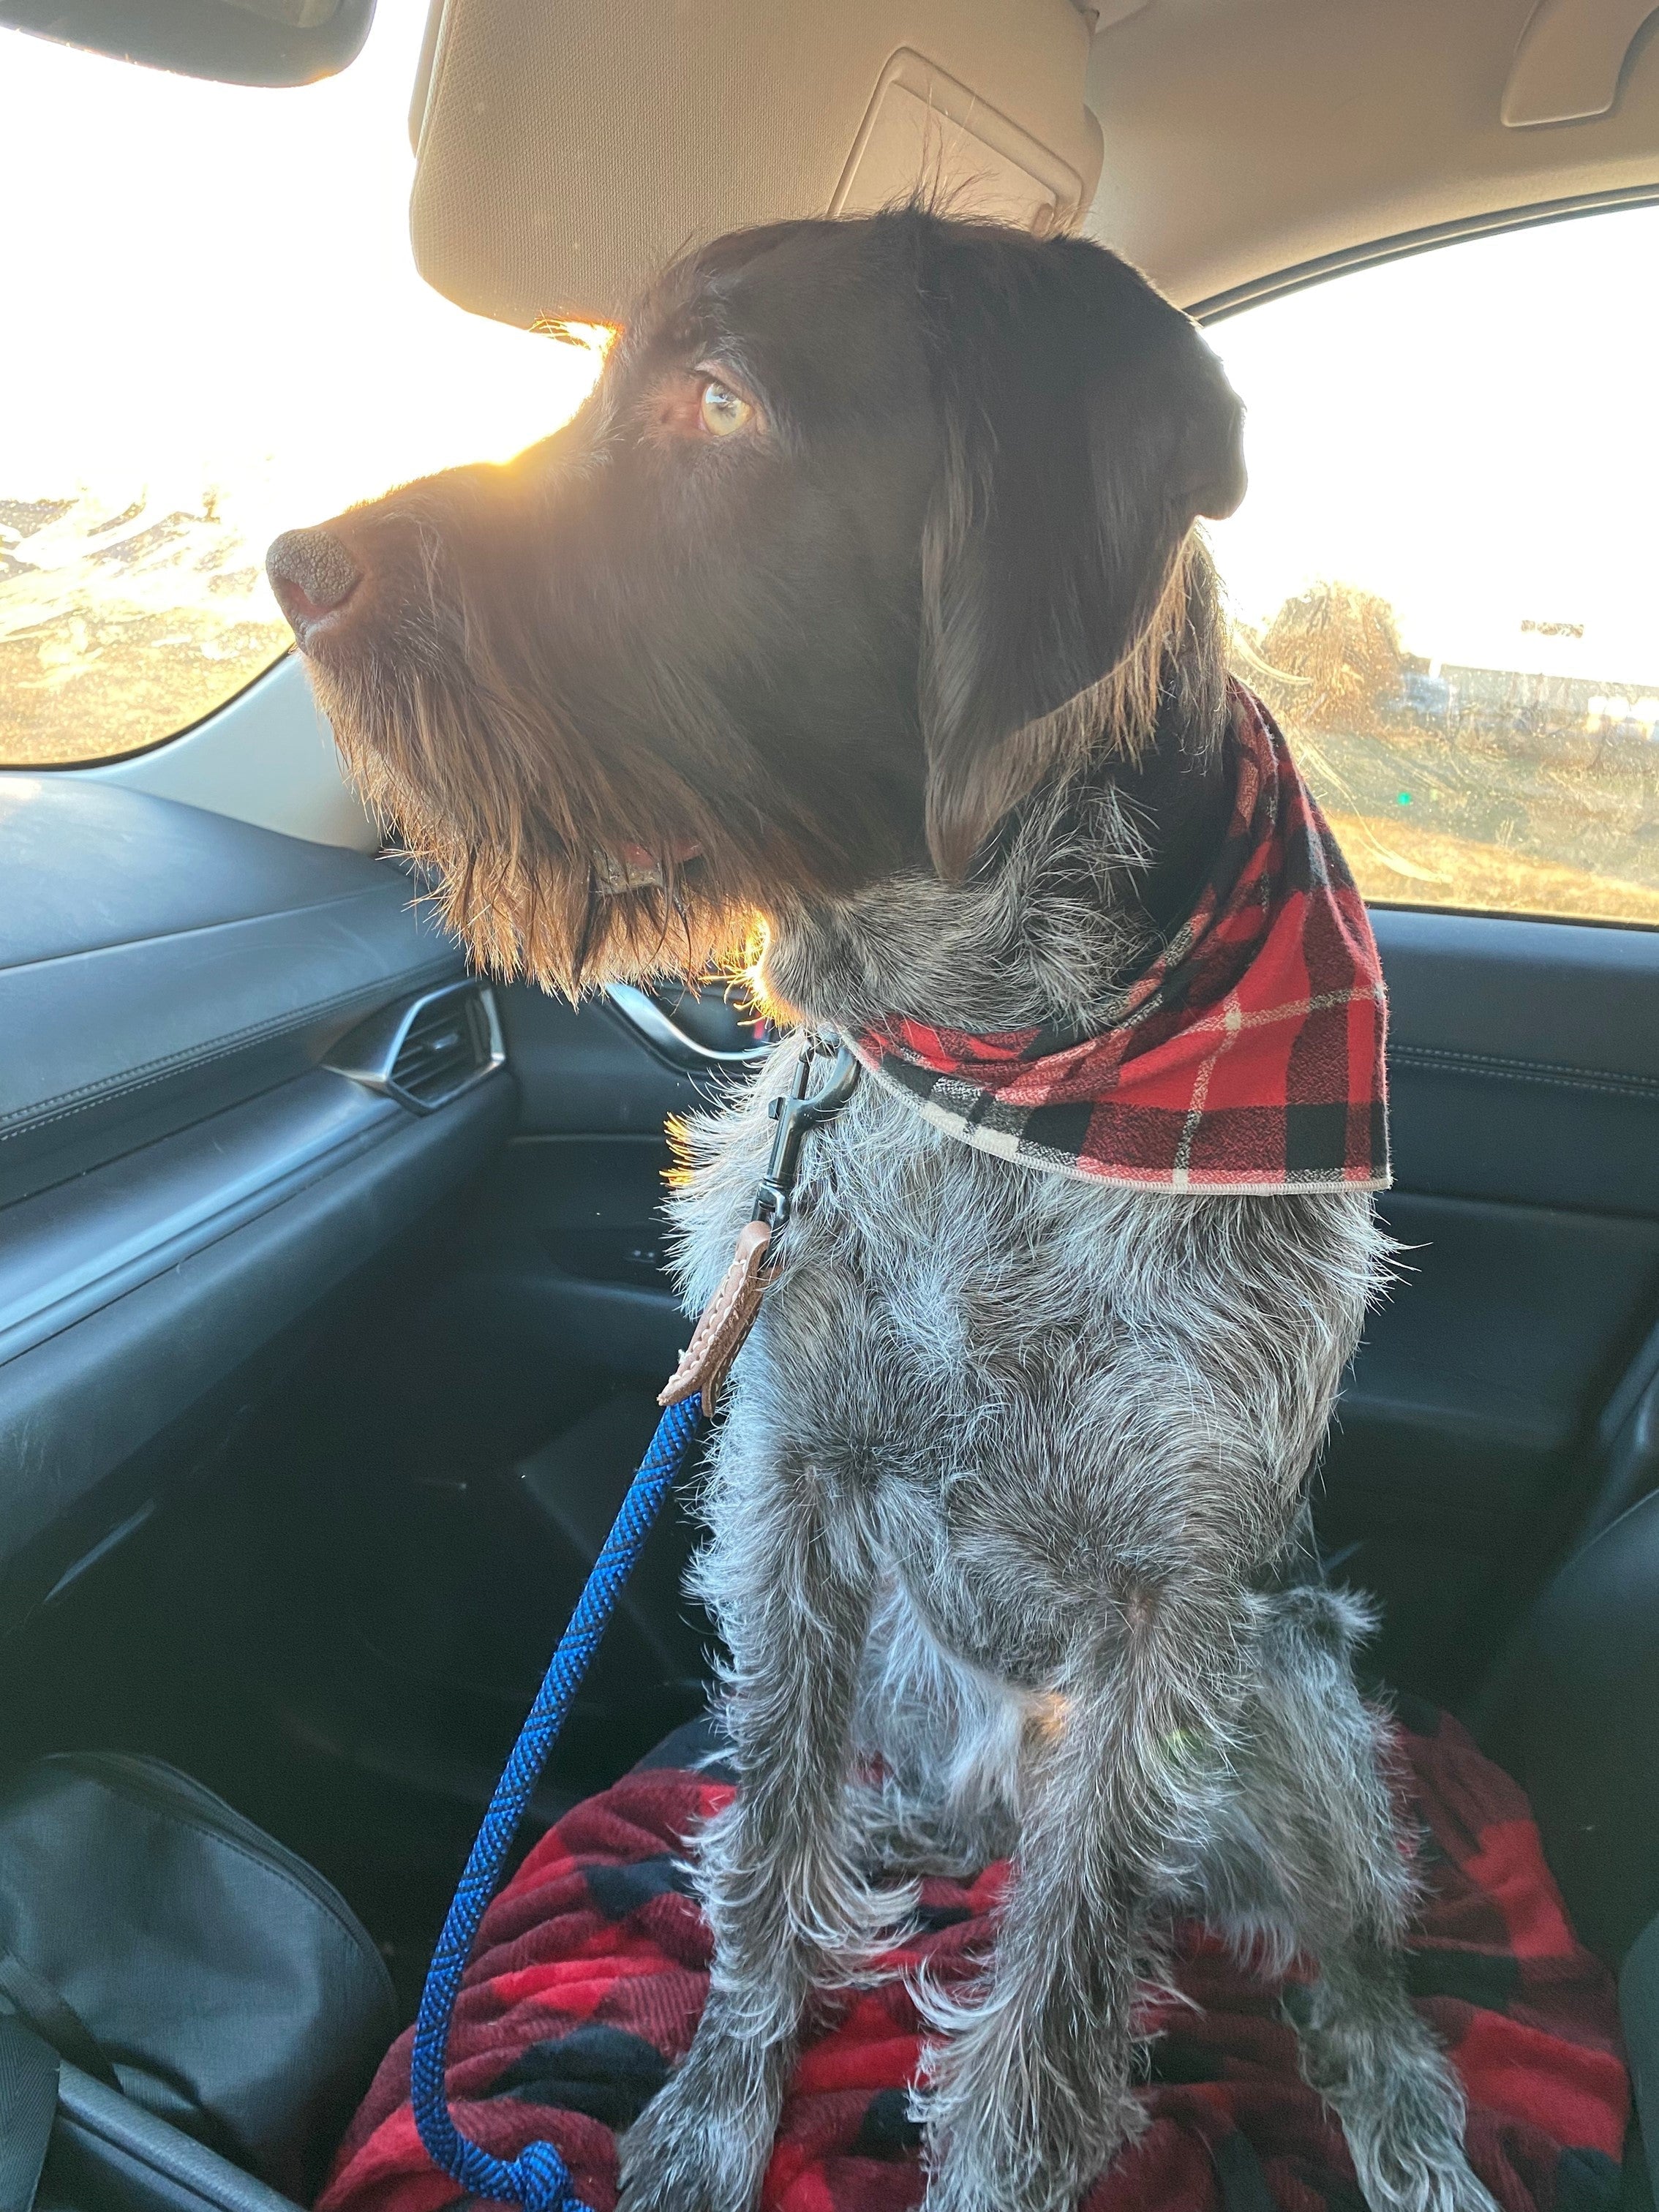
[268,208,1244,993]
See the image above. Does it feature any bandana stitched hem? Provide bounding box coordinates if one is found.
[849,682,1391,1197]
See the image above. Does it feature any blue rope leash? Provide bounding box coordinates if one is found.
[410,1392,704,2212]
[408,1038,859,2212]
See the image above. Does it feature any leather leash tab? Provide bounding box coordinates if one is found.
[658,1220,775,1415]
[659,1037,859,1418]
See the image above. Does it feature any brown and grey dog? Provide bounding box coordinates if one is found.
[268,210,1497,2212]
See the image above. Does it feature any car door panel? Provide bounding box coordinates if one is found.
[0,782,514,1631]
[0,1070,514,1628]
[451,985,731,1382]
[1325,911,1659,1700]
[1339,1193,1659,1527]
[1377,909,1659,1218]
[0,778,465,1208]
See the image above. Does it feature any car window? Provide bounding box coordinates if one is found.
[0,2,605,770]
[1206,206,1659,928]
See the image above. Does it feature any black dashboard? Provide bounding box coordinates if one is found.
[0,777,513,1624]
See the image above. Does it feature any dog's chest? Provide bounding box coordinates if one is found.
[669,1050,1376,1541]
[674,1061,1173,1472]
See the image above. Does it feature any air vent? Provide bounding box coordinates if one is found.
[326,982,505,1114]
[392,992,489,1105]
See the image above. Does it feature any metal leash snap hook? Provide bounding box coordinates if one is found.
[658,1034,861,1417]
[752,1036,859,1231]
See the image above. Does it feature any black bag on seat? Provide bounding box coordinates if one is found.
[0,1753,397,2202]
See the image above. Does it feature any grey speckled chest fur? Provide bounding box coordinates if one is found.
[674,1038,1380,1687]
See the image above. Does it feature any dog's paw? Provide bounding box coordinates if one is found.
[1352,2140,1502,2212]
[914,2072,1146,2212]
[616,2066,775,2212]
[1292,1984,1501,2212]
[1327,2059,1501,2212]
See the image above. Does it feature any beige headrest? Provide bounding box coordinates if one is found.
[407,0,1105,328]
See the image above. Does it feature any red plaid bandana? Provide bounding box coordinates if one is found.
[850,683,1390,1195]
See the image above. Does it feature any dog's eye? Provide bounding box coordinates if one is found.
[646,368,759,443]
[699,379,753,439]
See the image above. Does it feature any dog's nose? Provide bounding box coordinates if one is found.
[266,527,362,642]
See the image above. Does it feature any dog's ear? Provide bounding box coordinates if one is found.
[917,227,1246,880]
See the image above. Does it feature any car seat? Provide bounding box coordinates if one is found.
[0,1753,395,2212]
[1482,1484,1659,2202]
[9,1487,1659,2212]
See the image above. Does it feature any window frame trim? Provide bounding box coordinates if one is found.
[1188,182,1659,326]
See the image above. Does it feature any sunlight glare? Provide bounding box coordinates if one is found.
[0,1,606,762]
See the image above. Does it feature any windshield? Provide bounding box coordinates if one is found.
[0,1,604,768]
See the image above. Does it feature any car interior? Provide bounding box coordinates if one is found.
[1,0,1658,2206]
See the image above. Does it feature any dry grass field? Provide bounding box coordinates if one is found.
[1238,584,1659,930]
[4,519,1655,941]
[0,491,291,765]
[1323,808,1659,928]
[0,608,291,765]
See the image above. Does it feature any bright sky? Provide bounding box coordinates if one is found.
[1,0,602,552]
[1208,208,1659,687]
[2,6,1655,691]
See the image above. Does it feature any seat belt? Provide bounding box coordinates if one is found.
[0,1945,123,2094]
[0,2015,59,2212]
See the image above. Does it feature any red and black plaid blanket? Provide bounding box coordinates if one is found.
[322,1701,1626,2212]
[851,683,1390,1196]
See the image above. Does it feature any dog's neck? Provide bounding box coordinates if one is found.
[763,568,1233,1039]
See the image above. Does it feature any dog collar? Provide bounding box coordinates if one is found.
[851,683,1391,1197]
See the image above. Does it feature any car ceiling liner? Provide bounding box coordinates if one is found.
[405,0,1110,329]
[1088,0,1659,315]
[400,0,1659,334]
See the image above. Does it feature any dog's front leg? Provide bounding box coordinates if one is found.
[618,1437,890,2212]
[917,1586,1250,2212]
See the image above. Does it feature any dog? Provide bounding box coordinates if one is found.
[268,208,1498,2212]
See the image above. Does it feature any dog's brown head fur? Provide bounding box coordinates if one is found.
[268,208,1244,994]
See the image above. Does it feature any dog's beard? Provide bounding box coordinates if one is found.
[306,654,754,997]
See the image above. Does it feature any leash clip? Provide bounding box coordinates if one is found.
[750,1035,860,1232]
[658,1035,859,1417]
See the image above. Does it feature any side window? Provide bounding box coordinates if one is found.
[1206,208,1659,928]
[0,11,605,770]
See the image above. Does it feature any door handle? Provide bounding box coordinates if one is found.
[603,983,772,1072]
